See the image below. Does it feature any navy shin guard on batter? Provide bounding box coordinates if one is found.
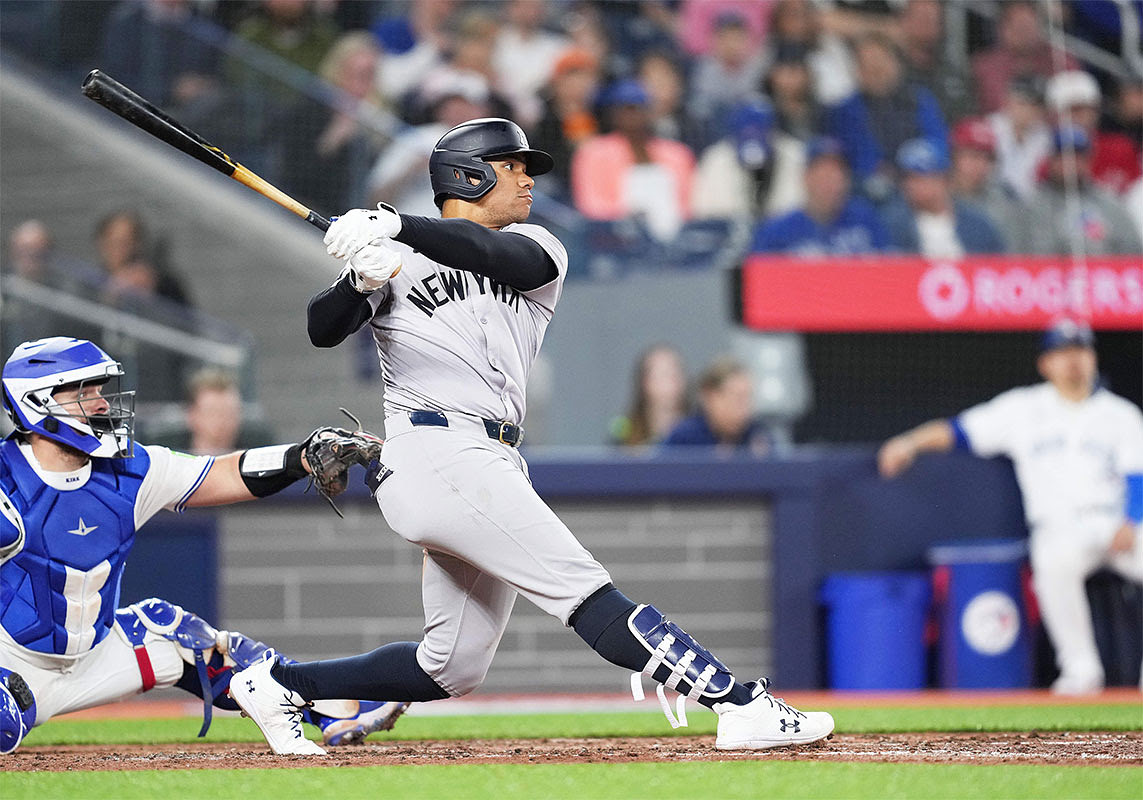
[628,603,736,727]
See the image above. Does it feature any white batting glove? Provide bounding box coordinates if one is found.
[343,242,402,292]
[324,203,402,260]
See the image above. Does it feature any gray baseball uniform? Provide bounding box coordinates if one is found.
[248,120,834,754]
[359,223,612,694]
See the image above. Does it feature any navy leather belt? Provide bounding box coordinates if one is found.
[407,410,524,448]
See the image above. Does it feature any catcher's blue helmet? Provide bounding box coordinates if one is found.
[2,337,135,458]
[428,118,553,209]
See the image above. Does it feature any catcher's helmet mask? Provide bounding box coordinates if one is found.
[47,377,130,436]
[429,117,553,209]
[3,337,136,458]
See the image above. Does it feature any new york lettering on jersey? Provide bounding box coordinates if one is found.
[367,223,567,424]
[404,269,523,318]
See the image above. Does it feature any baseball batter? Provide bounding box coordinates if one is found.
[0,337,405,755]
[231,118,834,754]
[879,320,1143,694]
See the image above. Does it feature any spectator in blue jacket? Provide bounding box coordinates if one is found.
[662,357,772,455]
[749,137,890,256]
[881,138,1007,257]
[825,32,949,202]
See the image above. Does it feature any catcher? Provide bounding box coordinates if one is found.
[0,336,399,755]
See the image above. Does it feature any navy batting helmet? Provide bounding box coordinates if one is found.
[428,118,553,209]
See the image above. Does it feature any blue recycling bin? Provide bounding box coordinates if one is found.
[928,539,1031,689]
[820,572,931,690]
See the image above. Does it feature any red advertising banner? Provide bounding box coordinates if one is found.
[740,255,1143,331]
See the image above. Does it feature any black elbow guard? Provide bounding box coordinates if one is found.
[239,443,308,497]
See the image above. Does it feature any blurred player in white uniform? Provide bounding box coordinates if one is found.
[230,118,835,754]
[0,337,405,755]
[879,320,1143,694]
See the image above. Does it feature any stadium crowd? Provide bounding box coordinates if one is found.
[2,0,1141,414]
[3,0,1140,283]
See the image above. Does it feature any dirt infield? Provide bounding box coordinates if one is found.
[9,732,1141,771]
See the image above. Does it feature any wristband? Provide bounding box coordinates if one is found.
[239,443,308,497]
[949,418,971,450]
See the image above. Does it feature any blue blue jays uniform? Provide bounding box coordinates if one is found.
[2,438,148,656]
[0,336,409,754]
[0,436,218,736]
[0,436,405,752]
[0,438,209,658]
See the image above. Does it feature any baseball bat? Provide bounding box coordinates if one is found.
[81,69,330,232]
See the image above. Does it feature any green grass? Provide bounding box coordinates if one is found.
[22,704,1142,747]
[3,762,1140,800]
[11,705,1141,800]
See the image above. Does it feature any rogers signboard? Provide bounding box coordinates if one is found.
[740,255,1143,331]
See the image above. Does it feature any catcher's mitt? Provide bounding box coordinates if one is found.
[304,408,384,516]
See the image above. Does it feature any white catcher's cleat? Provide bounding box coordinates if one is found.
[230,654,327,755]
[322,701,410,746]
[713,678,834,750]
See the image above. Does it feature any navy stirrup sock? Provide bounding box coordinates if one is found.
[570,584,754,708]
[270,642,450,702]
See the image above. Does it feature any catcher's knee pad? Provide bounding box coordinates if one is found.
[628,604,735,726]
[1,668,36,755]
[115,598,221,654]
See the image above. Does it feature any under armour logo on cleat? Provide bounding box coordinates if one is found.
[246,679,255,692]
[779,719,800,733]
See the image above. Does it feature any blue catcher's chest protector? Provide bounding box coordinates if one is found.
[0,438,149,656]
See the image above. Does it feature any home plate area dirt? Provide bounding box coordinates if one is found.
[10,732,1142,771]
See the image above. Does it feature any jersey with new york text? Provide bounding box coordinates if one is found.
[0,439,214,661]
[957,384,1143,534]
[363,223,568,424]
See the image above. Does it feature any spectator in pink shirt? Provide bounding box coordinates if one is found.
[971,0,1077,114]
[571,79,696,241]
[678,0,774,56]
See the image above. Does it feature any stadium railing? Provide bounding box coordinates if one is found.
[1,273,255,414]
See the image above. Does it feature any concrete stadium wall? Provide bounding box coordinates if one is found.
[127,448,1027,692]
[216,497,773,695]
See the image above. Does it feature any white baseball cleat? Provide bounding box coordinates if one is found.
[713,679,834,750]
[230,655,327,756]
[322,701,410,746]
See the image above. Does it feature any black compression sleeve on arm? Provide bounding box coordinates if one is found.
[307,273,375,347]
[394,215,558,291]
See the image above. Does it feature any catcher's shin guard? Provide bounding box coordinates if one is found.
[115,598,286,737]
[116,598,227,736]
[627,604,735,727]
[177,632,359,728]
[115,599,364,736]
[1,668,36,755]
